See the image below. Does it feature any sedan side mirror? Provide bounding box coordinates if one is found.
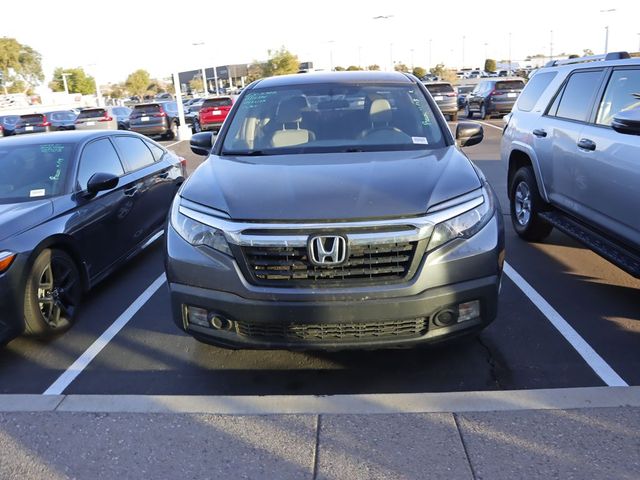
[86,172,119,195]
[456,122,484,148]
[611,109,640,136]
[191,132,214,156]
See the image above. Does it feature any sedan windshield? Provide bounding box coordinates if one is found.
[222,83,446,155]
[0,143,74,203]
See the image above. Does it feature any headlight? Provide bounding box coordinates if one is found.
[170,200,232,255]
[428,187,494,251]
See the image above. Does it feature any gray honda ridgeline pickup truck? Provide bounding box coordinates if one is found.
[165,71,505,350]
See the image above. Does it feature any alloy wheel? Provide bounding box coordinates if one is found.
[514,181,532,226]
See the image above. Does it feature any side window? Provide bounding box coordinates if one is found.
[596,69,640,126]
[77,139,125,191]
[112,136,155,171]
[517,72,557,112]
[554,70,604,122]
[144,140,166,162]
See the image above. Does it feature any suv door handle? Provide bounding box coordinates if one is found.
[577,138,596,151]
[532,129,547,138]
[124,186,139,197]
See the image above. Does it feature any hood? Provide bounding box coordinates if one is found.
[0,200,53,242]
[181,148,481,221]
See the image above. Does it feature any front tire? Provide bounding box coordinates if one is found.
[465,104,474,119]
[23,249,83,337]
[510,167,553,241]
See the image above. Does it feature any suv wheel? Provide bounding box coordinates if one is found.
[167,121,178,140]
[480,104,488,120]
[510,167,553,241]
[193,119,201,133]
[465,104,474,119]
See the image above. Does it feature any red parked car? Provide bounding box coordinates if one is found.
[198,96,234,132]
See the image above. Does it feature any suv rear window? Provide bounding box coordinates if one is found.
[517,72,557,112]
[78,109,106,119]
[48,111,77,121]
[203,97,233,108]
[495,81,525,91]
[425,84,454,94]
[132,104,162,115]
[20,114,44,122]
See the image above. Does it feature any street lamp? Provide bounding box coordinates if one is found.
[61,73,72,95]
[372,15,394,71]
[600,8,616,54]
[429,39,432,70]
[192,41,219,95]
[328,40,335,71]
[550,30,554,61]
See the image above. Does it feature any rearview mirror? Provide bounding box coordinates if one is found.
[456,122,484,148]
[612,109,640,136]
[86,172,119,194]
[191,132,214,156]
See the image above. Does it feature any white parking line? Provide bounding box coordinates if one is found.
[43,274,167,395]
[164,139,184,148]
[471,120,503,131]
[504,262,628,387]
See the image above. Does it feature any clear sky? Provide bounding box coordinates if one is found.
[3,0,638,84]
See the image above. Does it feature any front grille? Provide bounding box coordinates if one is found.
[236,318,428,342]
[240,241,421,286]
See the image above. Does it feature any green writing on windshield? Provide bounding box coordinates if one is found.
[40,144,65,154]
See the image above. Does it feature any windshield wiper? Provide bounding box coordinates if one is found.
[222,150,268,156]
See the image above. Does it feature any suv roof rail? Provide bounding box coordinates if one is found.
[544,51,631,68]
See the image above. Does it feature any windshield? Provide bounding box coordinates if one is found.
[0,143,74,203]
[162,101,178,113]
[48,111,77,122]
[78,109,106,119]
[425,83,454,94]
[496,80,525,90]
[222,83,446,155]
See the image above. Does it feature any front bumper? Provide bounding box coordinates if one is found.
[166,208,504,350]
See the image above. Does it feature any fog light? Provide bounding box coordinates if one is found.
[434,309,458,327]
[187,306,210,328]
[458,300,480,322]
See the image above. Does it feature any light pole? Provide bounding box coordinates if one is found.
[484,42,488,61]
[508,32,512,74]
[462,35,466,69]
[600,8,616,54]
[61,73,72,95]
[372,15,394,71]
[192,41,219,95]
[429,38,432,70]
[328,40,335,71]
[410,48,415,70]
[358,46,362,68]
[550,30,554,61]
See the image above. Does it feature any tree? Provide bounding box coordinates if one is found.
[412,66,427,79]
[0,37,44,93]
[367,64,381,71]
[262,47,299,77]
[484,59,497,72]
[429,64,458,84]
[583,49,594,56]
[346,65,363,71]
[334,66,345,71]
[246,63,264,83]
[189,76,204,93]
[394,63,410,73]
[49,67,96,95]
[125,69,152,98]
[109,84,126,99]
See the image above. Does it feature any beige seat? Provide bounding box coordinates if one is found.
[359,98,404,139]
[270,96,315,148]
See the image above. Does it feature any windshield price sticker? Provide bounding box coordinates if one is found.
[40,144,65,154]
[412,137,429,145]
[29,189,46,197]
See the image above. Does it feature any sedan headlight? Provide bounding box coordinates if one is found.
[428,186,494,251]
[170,200,232,255]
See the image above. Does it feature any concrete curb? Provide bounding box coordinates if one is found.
[1,386,639,415]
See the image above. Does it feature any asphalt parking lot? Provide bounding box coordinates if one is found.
[1,122,639,396]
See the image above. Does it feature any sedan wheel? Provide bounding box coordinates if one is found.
[480,104,487,120]
[24,249,82,336]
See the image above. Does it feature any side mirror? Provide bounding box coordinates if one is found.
[611,109,640,136]
[456,122,484,148]
[190,131,214,156]
[86,172,119,194]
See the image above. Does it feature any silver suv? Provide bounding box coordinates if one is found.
[501,52,640,277]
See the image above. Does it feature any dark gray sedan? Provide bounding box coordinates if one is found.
[0,131,186,344]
